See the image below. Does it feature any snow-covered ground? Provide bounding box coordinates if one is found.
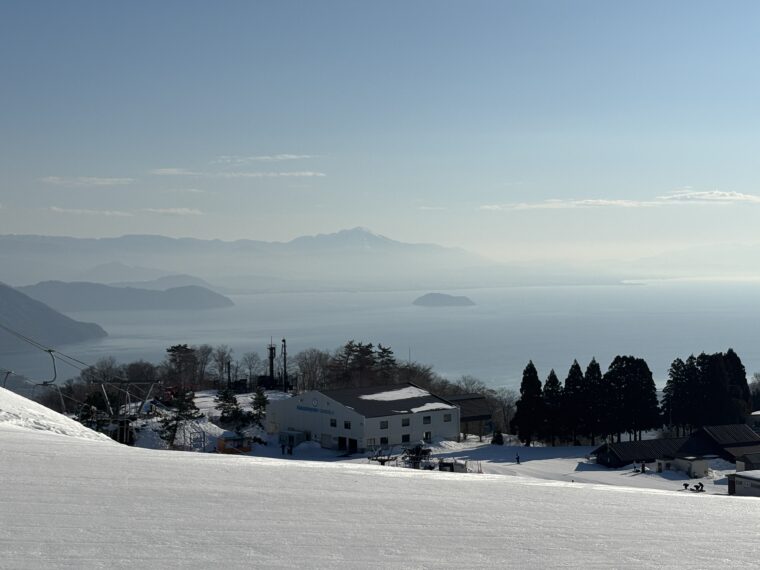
[2,387,760,568]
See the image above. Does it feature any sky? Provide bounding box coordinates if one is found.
[2,1,760,263]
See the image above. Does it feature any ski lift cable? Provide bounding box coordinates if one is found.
[0,321,91,379]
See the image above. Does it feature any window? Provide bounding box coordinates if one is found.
[380,420,388,429]
[380,436,388,445]
[423,431,432,443]
[330,418,337,428]
[401,434,410,443]
[423,415,431,425]
[367,438,376,447]
[443,413,452,423]
[401,418,410,427]
[344,420,351,429]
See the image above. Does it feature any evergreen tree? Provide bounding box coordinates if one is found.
[723,348,751,419]
[603,356,660,441]
[542,369,563,446]
[214,388,251,432]
[662,358,691,435]
[159,390,203,448]
[562,360,585,443]
[584,358,603,445]
[510,361,544,446]
[251,387,269,427]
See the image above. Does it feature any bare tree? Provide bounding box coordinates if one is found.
[194,344,213,387]
[456,374,488,395]
[240,351,264,386]
[212,345,234,386]
[492,387,518,433]
[295,348,330,392]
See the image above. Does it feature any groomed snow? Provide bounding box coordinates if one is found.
[358,386,431,401]
[2,388,760,568]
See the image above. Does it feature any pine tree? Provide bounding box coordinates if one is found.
[159,390,204,448]
[510,361,544,446]
[584,358,603,445]
[562,360,585,443]
[723,348,751,420]
[251,387,269,427]
[542,369,563,446]
[604,356,660,441]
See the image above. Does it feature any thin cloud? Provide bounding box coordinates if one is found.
[480,199,654,211]
[150,168,325,178]
[41,176,134,187]
[481,190,760,211]
[418,205,447,211]
[216,171,325,178]
[50,206,132,217]
[658,190,760,204]
[143,207,203,216]
[213,154,315,164]
[149,168,203,176]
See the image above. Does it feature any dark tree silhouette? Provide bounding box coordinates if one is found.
[510,361,544,446]
[542,369,563,446]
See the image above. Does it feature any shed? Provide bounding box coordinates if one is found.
[735,452,760,472]
[592,438,688,468]
[678,424,760,462]
[216,431,253,454]
[730,470,760,497]
[446,394,493,441]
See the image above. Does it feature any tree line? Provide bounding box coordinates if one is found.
[510,349,752,447]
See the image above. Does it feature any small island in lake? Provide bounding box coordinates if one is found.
[412,292,475,307]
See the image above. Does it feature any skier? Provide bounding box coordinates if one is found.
[516,453,520,465]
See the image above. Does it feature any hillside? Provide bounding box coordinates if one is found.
[0,283,107,353]
[0,387,758,568]
[412,292,476,307]
[19,281,234,311]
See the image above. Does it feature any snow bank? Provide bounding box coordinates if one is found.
[0,387,112,443]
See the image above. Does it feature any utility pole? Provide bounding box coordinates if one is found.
[281,338,288,392]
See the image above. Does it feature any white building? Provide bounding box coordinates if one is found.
[266,383,460,453]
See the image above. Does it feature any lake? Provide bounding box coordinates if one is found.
[4,281,760,391]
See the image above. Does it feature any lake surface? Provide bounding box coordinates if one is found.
[4,281,760,391]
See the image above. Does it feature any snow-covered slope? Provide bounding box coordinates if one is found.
[1,388,759,568]
[0,387,112,442]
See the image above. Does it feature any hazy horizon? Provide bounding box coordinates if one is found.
[3,2,760,270]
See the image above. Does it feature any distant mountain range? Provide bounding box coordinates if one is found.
[0,283,107,353]
[0,228,622,291]
[18,282,234,312]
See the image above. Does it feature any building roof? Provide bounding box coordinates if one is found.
[722,445,760,461]
[735,470,760,482]
[736,452,760,464]
[321,383,457,419]
[446,394,492,422]
[592,438,689,464]
[701,424,760,446]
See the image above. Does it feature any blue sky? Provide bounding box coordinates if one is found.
[2,1,760,262]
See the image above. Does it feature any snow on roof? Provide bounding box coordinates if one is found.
[0,387,113,443]
[735,469,760,481]
[409,402,456,413]
[358,386,431,401]
[323,383,456,418]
